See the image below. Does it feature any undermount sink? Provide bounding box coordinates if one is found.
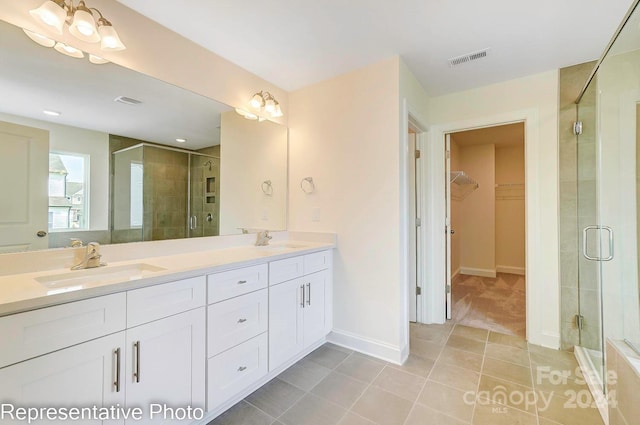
[35,263,167,289]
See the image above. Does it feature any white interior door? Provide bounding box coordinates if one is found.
[445,134,452,320]
[408,132,418,322]
[0,120,49,253]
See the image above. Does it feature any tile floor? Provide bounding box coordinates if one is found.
[209,323,604,425]
[452,273,526,338]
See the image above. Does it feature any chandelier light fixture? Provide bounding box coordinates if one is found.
[26,0,126,61]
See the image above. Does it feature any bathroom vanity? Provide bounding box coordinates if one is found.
[0,236,334,423]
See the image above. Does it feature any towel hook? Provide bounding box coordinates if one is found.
[300,177,315,194]
[261,180,273,196]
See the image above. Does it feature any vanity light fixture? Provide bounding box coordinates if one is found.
[235,107,266,122]
[176,138,187,143]
[43,110,61,116]
[23,29,56,47]
[28,0,126,51]
[88,54,109,64]
[53,41,84,58]
[248,91,283,118]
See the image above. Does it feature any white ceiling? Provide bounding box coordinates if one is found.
[0,20,230,150]
[117,0,634,96]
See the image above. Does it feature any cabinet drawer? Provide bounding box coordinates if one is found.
[208,264,268,304]
[269,256,304,285]
[0,293,126,368]
[208,289,268,356]
[304,250,332,274]
[207,333,267,410]
[127,276,206,327]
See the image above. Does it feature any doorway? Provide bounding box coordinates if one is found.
[445,123,526,337]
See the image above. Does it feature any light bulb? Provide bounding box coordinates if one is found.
[23,28,56,47]
[69,7,100,42]
[54,42,84,59]
[264,98,275,113]
[249,93,264,109]
[89,54,109,64]
[98,24,126,51]
[272,104,283,118]
[29,1,66,34]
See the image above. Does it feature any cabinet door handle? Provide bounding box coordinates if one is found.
[306,282,311,305]
[237,280,247,285]
[237,318,247,323]
[237,366,247,372]
[300,284,305,308]
[133,341,141,383]
[113,347,121,392]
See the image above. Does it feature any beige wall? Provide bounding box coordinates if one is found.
[459,144,496,275]
[495,145,525,273]
[289,57,404,360]
[0,0,288,125]
[219,111,288,235]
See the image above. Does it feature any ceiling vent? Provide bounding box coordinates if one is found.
[114,96,142,105]
[448,48,490,67]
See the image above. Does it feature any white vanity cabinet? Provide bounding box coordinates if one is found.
[0,332,126,424]
[206,265,269,410]
[0,275,206,424]
[269,250,332,371]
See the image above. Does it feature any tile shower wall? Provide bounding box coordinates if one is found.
[142,146,188,241]
[558,62,596,350]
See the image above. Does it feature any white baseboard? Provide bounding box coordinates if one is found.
[496,265,526,275]
[327,329,403,365]
[460,267,496,278]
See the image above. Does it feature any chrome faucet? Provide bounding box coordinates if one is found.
[255,230,272,246]
[71,242,106,270]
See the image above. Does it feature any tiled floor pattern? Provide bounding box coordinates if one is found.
[209,323,604,425]
[452,273,526,338]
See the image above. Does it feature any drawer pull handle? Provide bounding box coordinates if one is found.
[306,282,311,305]
[113,347,121,392]
[300,284,305,308]
[237,318,247,323]
[238,366,247,372]
[237,280,247,285]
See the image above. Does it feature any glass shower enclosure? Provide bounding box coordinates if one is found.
[573,0,640,413]
[111,143,220,243]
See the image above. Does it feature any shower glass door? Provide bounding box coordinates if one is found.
[188,153,220,238]
[576,77,606,383]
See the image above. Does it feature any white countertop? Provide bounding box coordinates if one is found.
[0,239,334,317]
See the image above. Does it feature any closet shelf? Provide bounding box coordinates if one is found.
[450,171,479,188]
[450,171,479,201]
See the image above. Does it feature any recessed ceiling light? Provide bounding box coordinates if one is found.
[176,138,187,143]
[43,110,61,116]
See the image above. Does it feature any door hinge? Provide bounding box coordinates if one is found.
[416,286,422,296]
[575,314,585,330]
[416,218,421,227]
[446,150,451,159]
[573,121,583,136]
[446,284,451,294]
[415,149,421,159]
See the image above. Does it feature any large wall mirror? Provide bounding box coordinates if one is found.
[0,19,288,254]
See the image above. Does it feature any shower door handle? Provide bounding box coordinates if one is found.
[601,226,614,261]
[190,215,197,230]
[582,225,614,261]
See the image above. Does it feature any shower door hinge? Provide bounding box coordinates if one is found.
[575,314,585,330]
[573,121,583,136]
[446,284,451,294]
[416,286,422,296]
[415,149,421,159]
[416,218,421,227]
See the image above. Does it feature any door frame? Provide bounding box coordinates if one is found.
[400,99,428,360]
[422,108,556,347]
